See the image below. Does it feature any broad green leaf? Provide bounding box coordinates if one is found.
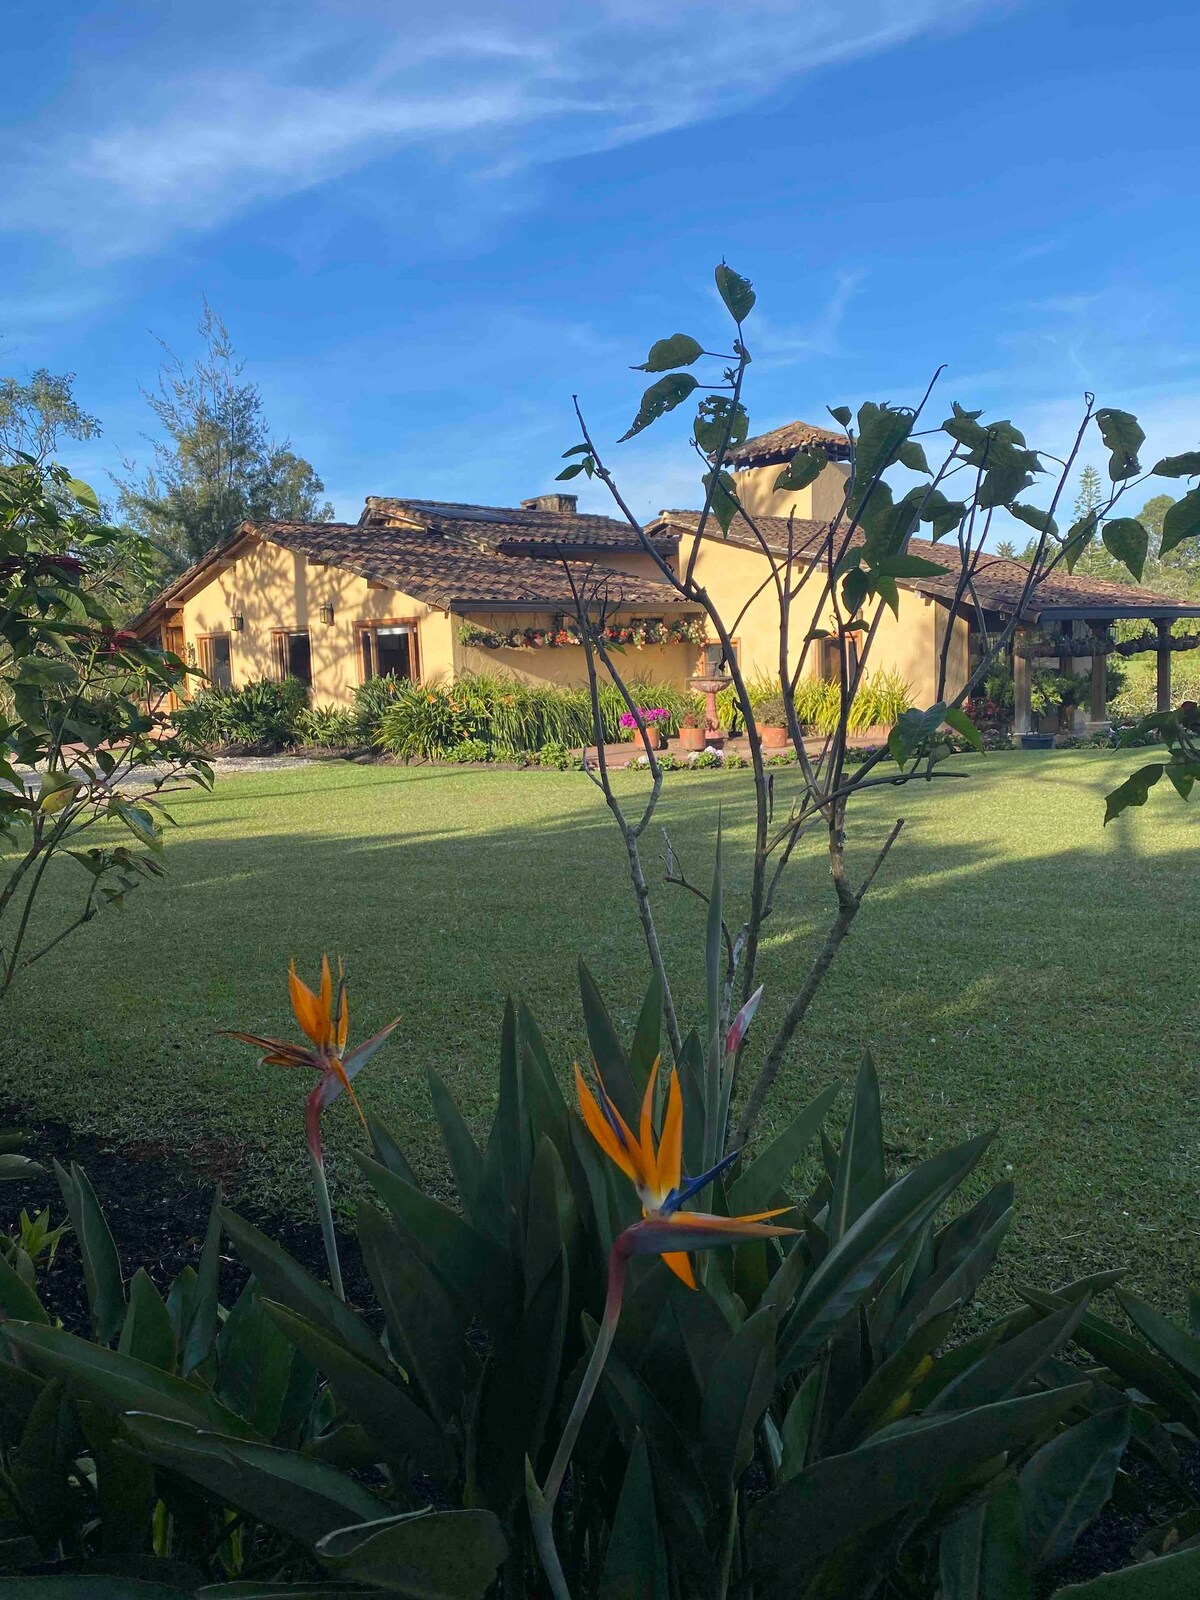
[427,1069,483,1219]
[352,1155,511,1325]
[1104,762,1165,824]
[1020,1405,1131,1570]
[700,1307,777,1494]
[366,1111,418,1184]
[888,701,948,765]
[778,1367,820,1481]
[470,1253,567,1518]
[693,395,749,454]
[579,959,641,1126]
[182,1191,223,1377]
[0,1252,48,1323]
[1010,502,1058,540]
[874,553,950,579]
[1049,1546,1200,1595]
[261,1299,453,1479]
[619,374,699,441]
[828,1051,885,1245]
[898,439,931,474]
[774,451,824,493]
[221,1209,393,1377]
[829,405,852,427]
[748,1383,1087,1596]
[55,1160,125,1345]
[119,1269,175,1371]
[1114,1288,1200,1390]
[523,1134,578,1304]
[356,1203,465,1427]
[125,1414,383,1548]
[715,263,755,322]
[3,1321,255,1436]
[945,706,984,751]
[628,969,663,1098]
[834,1303,961,1449]
[939,1475,1033,1599]
[929,1297,1088,1413]
[702,467,739,533]
[1151,450,1200,478]
[1101,518,1148,582]
[778,1131,992,1375]
[0,1582,193,1600]
[216,1280,315,1444]
[1063,515,1096,572]
[635,333,704,372]
[1094,408,1145,481]
[600,1432,668,1600]
[727,1083,842,1219]
[1160,487,1200,556]
[317,1507,507,1598]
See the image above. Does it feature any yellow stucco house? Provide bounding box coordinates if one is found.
[134,420,1199,729]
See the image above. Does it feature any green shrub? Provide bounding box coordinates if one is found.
[375,681,472,760]
[297,703,362,748]
[175,676,309,749]
[351,674,411,739]
[446,737,490,763]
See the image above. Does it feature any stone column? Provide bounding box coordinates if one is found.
[1013,633,1032,735]
[1157,620,1172,712]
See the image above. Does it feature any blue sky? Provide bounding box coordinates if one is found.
[2,0,1197,527]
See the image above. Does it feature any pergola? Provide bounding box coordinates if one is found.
[907,552,1200,733]
[1010,606,1200,734]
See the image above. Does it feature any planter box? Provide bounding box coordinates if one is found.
[1018,733,1055,750]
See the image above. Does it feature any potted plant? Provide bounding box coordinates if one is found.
[679,710,707,752]
[619,707,670,749]
[754,693,790,749]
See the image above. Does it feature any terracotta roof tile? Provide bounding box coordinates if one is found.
[657,510,1198,619]
[724,420,852,468]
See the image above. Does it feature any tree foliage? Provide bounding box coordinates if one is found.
[117,302,333,572]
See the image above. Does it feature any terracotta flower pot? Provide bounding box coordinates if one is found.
[760,723,789,749]
[680,726,707,752]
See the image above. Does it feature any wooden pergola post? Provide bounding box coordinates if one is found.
[1090,651,1107,725]
[1013,631,1032,734]
[1156,619,1172,712]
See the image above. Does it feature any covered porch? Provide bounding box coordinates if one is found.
[1010,604,1200,736]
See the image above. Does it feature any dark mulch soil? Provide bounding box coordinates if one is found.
[0,1099,373,1332]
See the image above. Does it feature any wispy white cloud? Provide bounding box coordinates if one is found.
[0,0,1008,264]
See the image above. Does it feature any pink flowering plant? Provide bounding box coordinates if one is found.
[618,706,669,730]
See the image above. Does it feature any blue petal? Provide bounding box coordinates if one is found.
[661,1147,739,1215]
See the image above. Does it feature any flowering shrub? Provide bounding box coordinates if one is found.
[618,705,668,730]
[457,616,706,650]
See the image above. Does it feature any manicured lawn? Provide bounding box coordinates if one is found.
[2,750,1196,1311]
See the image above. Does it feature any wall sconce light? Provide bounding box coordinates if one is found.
[318,603,335,625]
[230,614,244,633]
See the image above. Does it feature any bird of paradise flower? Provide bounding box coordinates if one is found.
[227,955,399,1299]
[528,1053,795,1598]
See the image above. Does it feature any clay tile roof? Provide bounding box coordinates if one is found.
[654,510,1199,620]
[724,420,852,468]
[263,519,692,612]
[360,495,677,556]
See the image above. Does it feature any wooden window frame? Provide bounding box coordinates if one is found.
[197,631,233,690]
[356,618,421,685]
[270,627,314,686]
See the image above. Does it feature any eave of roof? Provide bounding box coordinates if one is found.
[724,419,852,468]
[654,509,1200,622]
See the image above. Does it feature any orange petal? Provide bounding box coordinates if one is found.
[289,962,325,1048]
[662,1250,696,1289]
[329,1057,368,1133]
[319,955,334,1046]
[335,960,349,1052]
[222,1030,315,1069]
[657,1067,683,1198]
[638,1057,660,1188]
[575,1064,639,1183]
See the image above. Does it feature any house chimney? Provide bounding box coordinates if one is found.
[521,493,578,515]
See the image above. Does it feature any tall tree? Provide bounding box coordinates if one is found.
[1070,461,1134,585]
[117,303,332,571]
[0,369,100,466]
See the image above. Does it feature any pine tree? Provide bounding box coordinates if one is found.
[117,303,332,572]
